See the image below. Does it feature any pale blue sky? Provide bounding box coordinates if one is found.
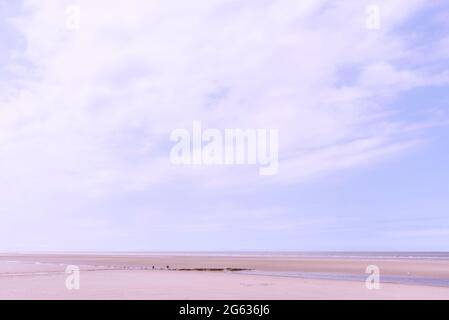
[0,0,448,251]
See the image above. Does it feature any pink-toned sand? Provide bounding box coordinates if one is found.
[1,254,449,300]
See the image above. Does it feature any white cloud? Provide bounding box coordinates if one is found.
[0,0,447,249]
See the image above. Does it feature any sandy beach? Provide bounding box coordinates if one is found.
[1,253,449,300]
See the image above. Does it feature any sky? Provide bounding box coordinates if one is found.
[0,0,448,251]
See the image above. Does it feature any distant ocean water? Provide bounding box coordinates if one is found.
[61,251,449,260]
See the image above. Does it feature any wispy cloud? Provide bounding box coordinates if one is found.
[0,0,448,250]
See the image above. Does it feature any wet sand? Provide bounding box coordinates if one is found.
[1,253,449,299]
